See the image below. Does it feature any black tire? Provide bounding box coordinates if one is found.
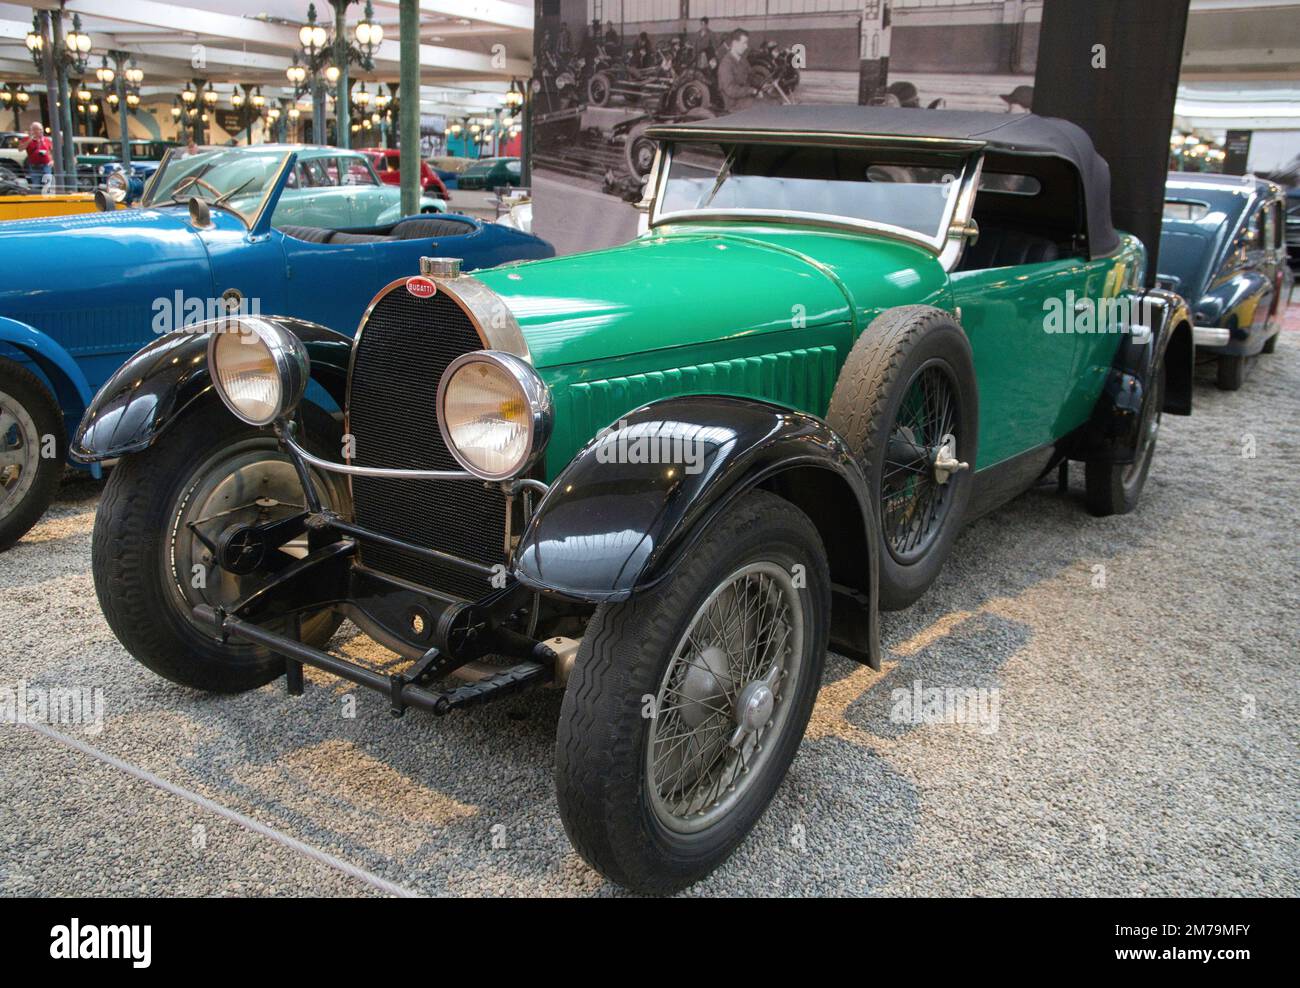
[92,399,348,694]
[623,122,657,179]
[555,491,830,895]
[0,358,65,552]
[587,71,613,106]
[826,305,978,611]
[1217,353,1246,390]
[1085,360,1164,517]
[1261,330,1279,355]
[673,78,710,114]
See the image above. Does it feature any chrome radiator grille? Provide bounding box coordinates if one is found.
[346,285,506,601]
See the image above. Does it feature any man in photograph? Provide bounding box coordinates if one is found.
[718,29,760,111]
[696,16,716,70]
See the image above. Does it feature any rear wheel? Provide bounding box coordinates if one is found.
[92,400,347,693]
[826,306,978,611]
[554,491,829,894]
[0,358,64,552]
[1261,331,1279,355]
[1216,353,1246,390]
[1085,361,1164,516]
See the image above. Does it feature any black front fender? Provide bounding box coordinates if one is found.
[513,395,881,667]
[70,317,353,463]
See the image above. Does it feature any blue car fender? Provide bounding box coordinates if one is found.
[0,317,99,477]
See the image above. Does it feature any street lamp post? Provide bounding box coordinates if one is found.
[26,12,66,189]
[505,77,527,187]
[102,53,141,170]
[55,12,92,184]
[1,85,31,131]
[374,87,391,148]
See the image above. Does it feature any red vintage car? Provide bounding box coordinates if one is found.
[360,147,450,201]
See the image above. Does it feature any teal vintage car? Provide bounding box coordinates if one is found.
[455,155,521,190]
[247,144,445,225]
[77,107,1194,894]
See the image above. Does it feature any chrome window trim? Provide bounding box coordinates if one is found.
[649,138,980,257]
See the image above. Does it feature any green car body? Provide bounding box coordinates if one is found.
[70,107,1197,896]
[478,222,1144,477]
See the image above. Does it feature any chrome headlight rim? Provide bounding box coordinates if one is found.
[104,169,129,202]
[436,349,552,482]
[206,318,310,427]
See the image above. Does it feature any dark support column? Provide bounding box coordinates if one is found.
[334,1,351,149]
[399,0,419,217]
[115,65,130,170]
[1033,0,1191,287]
[37,14,65,190]
[50,12,75,188]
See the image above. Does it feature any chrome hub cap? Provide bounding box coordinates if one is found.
[731,680,775,745]
[0,389,39,522]
[882,363,963,564]
[647,561,805,833]
[166,439,331,641]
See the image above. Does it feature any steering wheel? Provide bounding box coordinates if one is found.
[171,175,223,200]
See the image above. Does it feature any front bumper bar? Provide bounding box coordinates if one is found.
[195,601,551,717]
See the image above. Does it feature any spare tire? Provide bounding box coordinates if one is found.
[826,305,979,611]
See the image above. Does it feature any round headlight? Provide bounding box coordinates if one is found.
[437,351,551,481]
[207,319,309,426]
[104,169,128,203]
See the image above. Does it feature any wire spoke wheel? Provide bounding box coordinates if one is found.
[646,560,804,833]
[881,362,960,564]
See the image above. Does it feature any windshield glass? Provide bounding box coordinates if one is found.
[658,140,969,245]
[143,147,291,226]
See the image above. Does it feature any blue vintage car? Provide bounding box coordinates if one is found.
[0,143,554,549]
[1159,172,1292,389]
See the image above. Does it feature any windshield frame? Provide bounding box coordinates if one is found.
[141,146,295,229]
[648,135,981,254]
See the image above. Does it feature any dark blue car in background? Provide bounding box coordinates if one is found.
[0,144,553,549]
[1159,172,1292,390]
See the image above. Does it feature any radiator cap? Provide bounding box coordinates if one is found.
[419,256,462,279]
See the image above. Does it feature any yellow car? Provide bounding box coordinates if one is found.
[0,191,121,221]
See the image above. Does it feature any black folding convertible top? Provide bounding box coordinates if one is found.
[648,105,1120,257]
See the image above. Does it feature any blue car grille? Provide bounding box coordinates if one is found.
[346,285,506,601]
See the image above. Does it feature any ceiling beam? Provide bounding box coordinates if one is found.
[374,0,533,32]
[64,0,300,46]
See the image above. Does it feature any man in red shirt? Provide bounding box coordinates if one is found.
[19,122,53,189]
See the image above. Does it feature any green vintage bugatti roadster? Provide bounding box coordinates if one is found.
[75,106,1194,894]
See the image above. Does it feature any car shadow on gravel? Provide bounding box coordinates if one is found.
[845,612,1029,740]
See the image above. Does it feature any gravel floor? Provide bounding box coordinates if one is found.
[1,317,1297,898]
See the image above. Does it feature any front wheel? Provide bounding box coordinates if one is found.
[555,491,830,894]
[0,358,65,551]
[92,400,348,693]
[587,71,613,106]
